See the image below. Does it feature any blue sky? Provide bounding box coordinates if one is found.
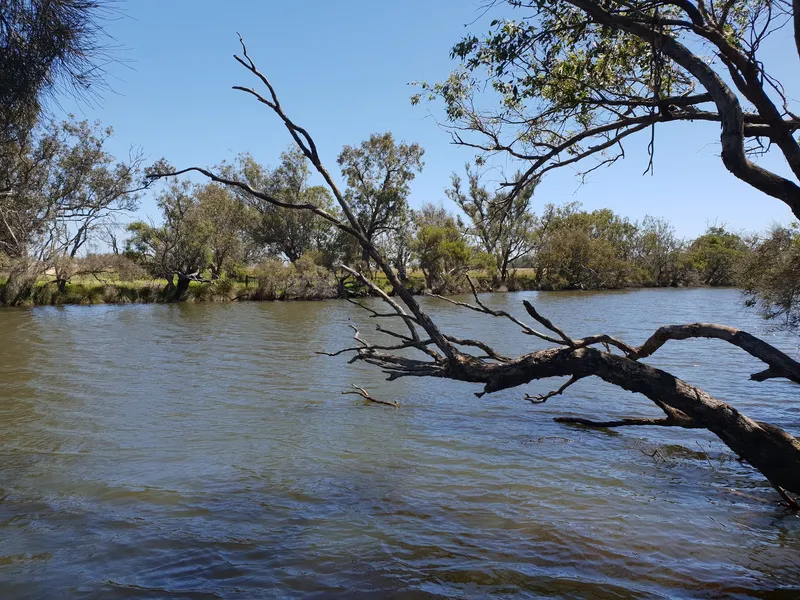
[53,0,797,238]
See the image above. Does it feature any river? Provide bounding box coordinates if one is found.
[1,288,799,599]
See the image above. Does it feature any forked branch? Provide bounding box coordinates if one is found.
[343,384,399,408]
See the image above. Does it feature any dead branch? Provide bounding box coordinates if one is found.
[340,263,422,343]
[427,275,564,345]
[773,484,800,511]
[522,300,574,346]
[445,334,511,362]
[631,323,800,383]
[343,384,399,408]
[555,416,703,428]
[641,447,666,461]
[525,374,584,404]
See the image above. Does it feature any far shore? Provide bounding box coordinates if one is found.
[0,274,732,308]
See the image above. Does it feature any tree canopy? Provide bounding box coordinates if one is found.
[0,0,112,149]
[412,0,800,218]
[337,132,424,260]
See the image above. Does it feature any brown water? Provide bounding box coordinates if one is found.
[1,288,799,599]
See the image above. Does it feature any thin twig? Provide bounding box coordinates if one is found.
[342,384,399,408]
[525,375,584,404]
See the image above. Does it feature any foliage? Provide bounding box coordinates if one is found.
[337,132,424,259]
[632,216,686,287]
[195,182,250,278]
[222,149,336,263]
[0,0,111,149]
[741,225,800,331]
[685,226,748,286]
[412,203,473,293]
[0,117,144,303]
[446,164,538,284]
[412,0,800,220]
[250,254,338,301]
[125,180,213,294]
[533,204,640,289]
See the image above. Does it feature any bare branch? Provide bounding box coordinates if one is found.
[340,263,423,344]
[427,275,565,345]
[445,334,511,362]
[343,384,399,408]
[631,323,800,383]
[149,166,360,239]
[525,374,584,403]
[522,300,574,346]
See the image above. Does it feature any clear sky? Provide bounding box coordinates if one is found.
[52,0,798,238]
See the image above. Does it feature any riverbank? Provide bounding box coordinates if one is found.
[0,270,719,307]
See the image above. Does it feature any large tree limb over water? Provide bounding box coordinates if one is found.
[150,37,800,509]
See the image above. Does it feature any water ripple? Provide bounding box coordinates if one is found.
[0,289,799,598]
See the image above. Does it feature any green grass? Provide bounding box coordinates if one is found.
[0,267,543,307]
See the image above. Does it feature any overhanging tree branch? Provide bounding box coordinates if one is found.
[151,36,800,509]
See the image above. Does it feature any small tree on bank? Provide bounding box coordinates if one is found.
[686,226,748,287]
[126,180,214,301]
[412,203,472,293]
[337,132,424,268]
[446,165,538,286]
[223,149,336,263]
[0,118,145,303]
[741,225,800,331]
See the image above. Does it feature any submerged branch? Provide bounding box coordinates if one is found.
[554,416,703,428]
[343,384,399,408]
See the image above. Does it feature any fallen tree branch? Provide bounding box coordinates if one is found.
[555,416,702,428]
[152,37,800,510]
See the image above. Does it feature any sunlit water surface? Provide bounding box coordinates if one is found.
[1,289,799,599]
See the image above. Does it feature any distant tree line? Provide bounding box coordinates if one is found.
[1,116,798,330]
[121,138,779,301]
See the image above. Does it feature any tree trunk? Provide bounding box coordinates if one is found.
[499,260,510,288]
[173,274,191,302]
[1,261,39,305]
[337,273,347,298]
[397,261,408,282]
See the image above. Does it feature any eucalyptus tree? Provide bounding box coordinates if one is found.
[412,203,472,293]
[634,216,684,287]
[150,36,800,509]
[221,149,335,263]
[533,205,639,288]
[686,225,748,286]
[337,132,424,266]
[125,179,214,301]
[0,118,144,302]
[195,182,249,279]
[741,225,800,331]
[411,0,800,219]
[446,164,538,285]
